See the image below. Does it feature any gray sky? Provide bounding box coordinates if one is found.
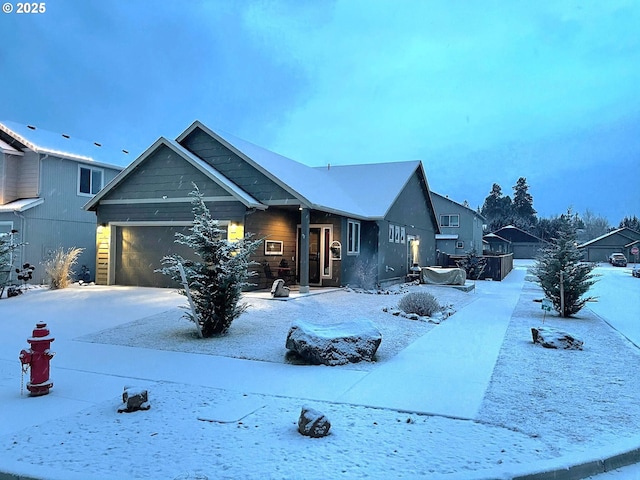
[1,0,638,223]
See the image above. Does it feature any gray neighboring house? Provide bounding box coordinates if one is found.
[431,192,486,257]
[84,120,441,290]
[483,225,546,259]
[0,121,128,284]
[578,227,640,263]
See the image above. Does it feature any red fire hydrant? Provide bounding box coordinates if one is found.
[19,322,55,396]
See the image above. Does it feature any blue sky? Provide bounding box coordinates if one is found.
[1,0,638,223]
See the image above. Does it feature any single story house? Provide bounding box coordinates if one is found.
[483,225,546,259]
[578,227,640,263]
[84,121,441,291]
[430,192,485,258]
[0,121,126,284]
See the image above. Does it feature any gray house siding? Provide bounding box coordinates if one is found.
[431,193,484,255]
[17,151,40,198]
[4,155,120,284]
[380,171,438,282]
[180,127,295,202]
[100,144,231,201]
[96,201,246,225]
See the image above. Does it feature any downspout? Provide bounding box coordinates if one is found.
[13,210,26,283]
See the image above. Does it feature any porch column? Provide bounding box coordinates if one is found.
[299,207,310,293]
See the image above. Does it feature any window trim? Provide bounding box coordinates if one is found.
[347,219,360,255]
[440,214,460,228]
[78,165,104,196]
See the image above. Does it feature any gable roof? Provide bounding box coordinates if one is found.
[578,227,640,248]
[431,191,486,221]
[489,225,544,243]
[84,137,265,211]
[0,121,129,168]
[177,121,438,221]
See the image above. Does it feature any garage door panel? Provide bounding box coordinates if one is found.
[115,226,196,287]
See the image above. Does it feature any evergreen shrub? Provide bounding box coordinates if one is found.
[398,291,442,317]
[533,211,598,317]
[159,186,262,337]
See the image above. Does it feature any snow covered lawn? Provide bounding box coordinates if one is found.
[1,264,639,479]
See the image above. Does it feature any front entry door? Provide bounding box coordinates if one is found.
[308,227,321,284]
[298,226,322,285]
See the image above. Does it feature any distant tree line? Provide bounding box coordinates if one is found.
[479,179,639,242]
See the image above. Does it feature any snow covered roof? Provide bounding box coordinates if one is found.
[0,121,129,168]
[178,121,434,220]
[0,137,22,155]
[483,233,511,243]
[0,198,44,213]
[578,227,640,248]
[431,191,485,220]
[84,137,265,211]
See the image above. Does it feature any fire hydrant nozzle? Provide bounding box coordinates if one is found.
[19,322,55,396]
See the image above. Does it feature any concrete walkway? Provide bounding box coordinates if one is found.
[338,268,525,418]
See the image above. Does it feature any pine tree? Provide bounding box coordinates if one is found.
[619,215,640,232]
[481,183,513,231]
[533,211,598,317]
[159,186,262,337]
[512,177,536,228]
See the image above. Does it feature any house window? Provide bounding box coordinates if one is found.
[78,166,104,195]
[347,219,360,255]
[456,241,464,249]
[440,214,460,228]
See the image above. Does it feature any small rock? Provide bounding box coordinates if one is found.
[531,327,583,350]
[271,279,290,298]
[118,386,151,413]
[298,406,331,438]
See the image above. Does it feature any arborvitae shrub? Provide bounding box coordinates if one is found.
[398,292,442,317]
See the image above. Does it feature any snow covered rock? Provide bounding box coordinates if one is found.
[118,386,151,413]
[271,279,290,298]
[285,319,382,366]
[531,326,584,350]
[297,406,331,438]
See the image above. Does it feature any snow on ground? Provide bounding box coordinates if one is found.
[0,262,639,479]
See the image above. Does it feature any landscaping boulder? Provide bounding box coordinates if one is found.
[531,327,583,350]
[298,406,331,438]
[271,279,290,298]
[285,319,382,366]
[118,386,151,413]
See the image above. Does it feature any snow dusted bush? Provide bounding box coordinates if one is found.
[44,247,84,289]
[159,186,262,337]
[398,291,442,317]
[533,211,598,317]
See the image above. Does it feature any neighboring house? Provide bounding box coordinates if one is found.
[0,121,128,284]
[578,227,640,263]
[431,192,485,257]
[84,120,441,291]
[483,225,546,259]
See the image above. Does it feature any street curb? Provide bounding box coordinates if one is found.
[504,445,640,480]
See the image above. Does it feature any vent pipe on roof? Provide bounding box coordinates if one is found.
[62,134,70,139]
[94,142,102,147]
[27,125,36,130]
[327,163,330,170]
